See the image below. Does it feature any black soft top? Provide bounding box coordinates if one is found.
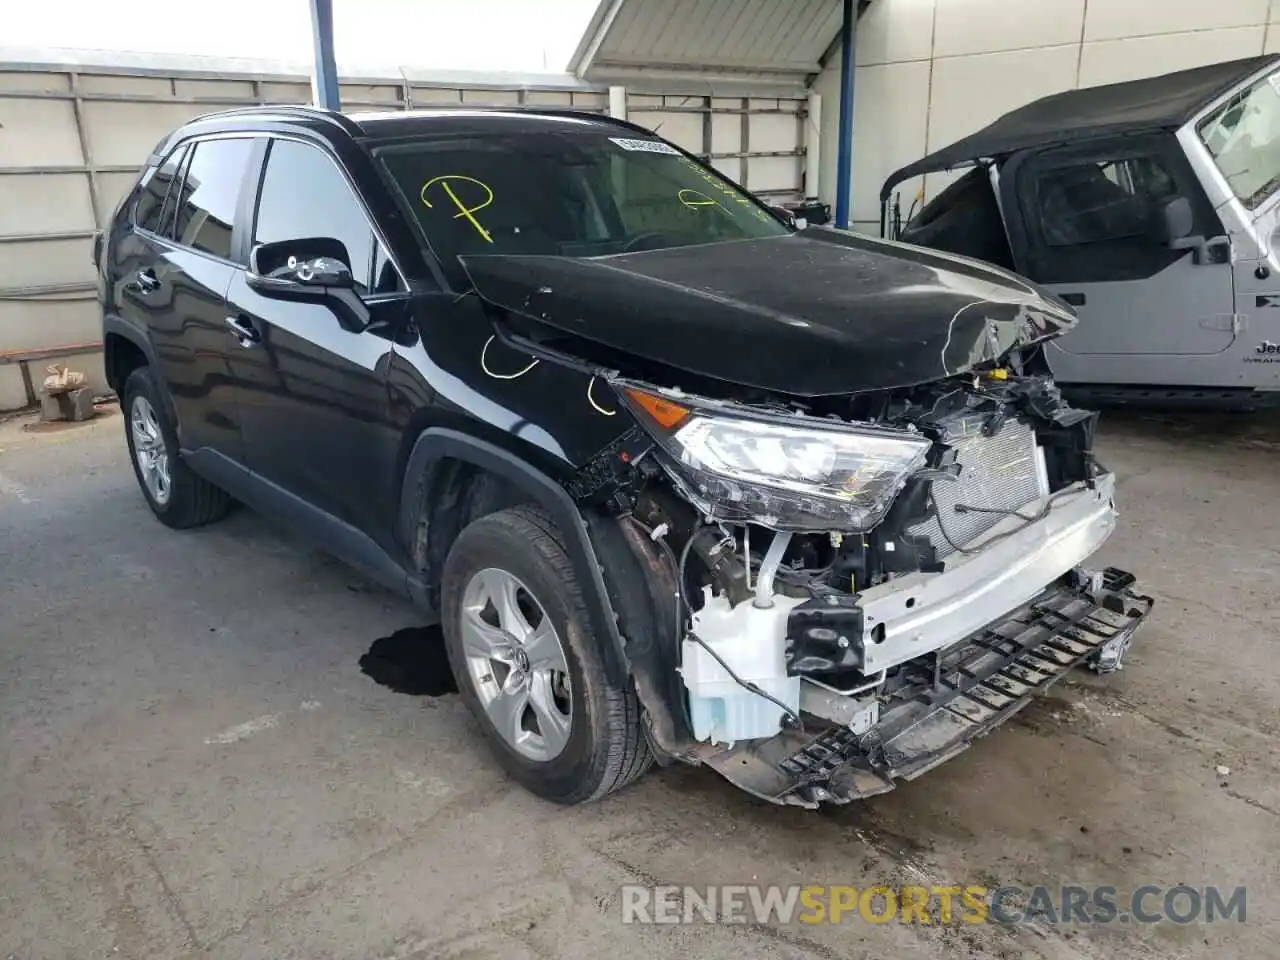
[881,55,1280,200]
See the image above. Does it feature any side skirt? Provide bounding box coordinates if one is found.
[183,447,425,606]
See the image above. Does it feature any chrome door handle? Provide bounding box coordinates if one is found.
[225,315,261,348]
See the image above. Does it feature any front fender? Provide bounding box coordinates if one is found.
[397,428,631,685]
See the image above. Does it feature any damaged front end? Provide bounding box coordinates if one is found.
[586,367,1153,807]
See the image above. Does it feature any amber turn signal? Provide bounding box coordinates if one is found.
[623,388,691,429]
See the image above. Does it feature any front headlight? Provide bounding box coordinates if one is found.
[617,383,931,532]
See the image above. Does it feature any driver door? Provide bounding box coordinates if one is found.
[1003,137,1236,385]
[223,136,408,544]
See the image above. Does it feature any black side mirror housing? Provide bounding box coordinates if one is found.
[766,203,799,229]
[246,237,368,330]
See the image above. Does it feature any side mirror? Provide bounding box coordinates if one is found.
[248,237,355,295]
[1157,196,1232,265]
[246,237,369,331]
[766,203,801,229]
[1160,196,1195,245]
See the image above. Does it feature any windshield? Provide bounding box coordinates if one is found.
[1197,70,1280,208]
[377,127,789,275]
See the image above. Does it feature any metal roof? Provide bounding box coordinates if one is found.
[881,54,1280,199]
[568,0,846,90]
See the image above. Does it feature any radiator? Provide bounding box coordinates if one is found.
[908,419,1045,558]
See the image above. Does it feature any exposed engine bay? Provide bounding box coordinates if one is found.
[578,363,1153,807]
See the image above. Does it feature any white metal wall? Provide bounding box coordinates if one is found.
[814,0,1280,233]
[623,93,806,196]
[0,56,805,410]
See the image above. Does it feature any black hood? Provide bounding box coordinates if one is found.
[459,227,1075,397]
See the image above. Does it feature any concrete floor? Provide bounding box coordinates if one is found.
[2,407,1278,960]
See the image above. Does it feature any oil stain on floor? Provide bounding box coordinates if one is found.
[359,625,458,696]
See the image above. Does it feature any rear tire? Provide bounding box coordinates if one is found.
[122,366,231,529]
[441,505,652,803]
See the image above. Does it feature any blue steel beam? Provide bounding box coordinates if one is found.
[309,0,341,111]
[834,0,857,229]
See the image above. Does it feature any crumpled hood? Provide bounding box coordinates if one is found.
[460,227,1076,397]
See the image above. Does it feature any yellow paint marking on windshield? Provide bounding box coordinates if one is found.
[679,157,747,203]
[678,188,725,212]
[421,175,494,244]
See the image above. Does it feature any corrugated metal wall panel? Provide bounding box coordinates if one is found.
[738,0,797,61]
[715,0,767,61]
[574,0,841,79]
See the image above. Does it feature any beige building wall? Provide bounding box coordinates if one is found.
[814,0,1280,232]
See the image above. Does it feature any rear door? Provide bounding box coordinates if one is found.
[223,136,407,541]
[1003,137,1236,384]
[127,135,257,459]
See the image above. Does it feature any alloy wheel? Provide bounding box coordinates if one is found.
[130,395,171,506]
[459,567,573,761]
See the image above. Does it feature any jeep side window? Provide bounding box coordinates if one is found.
[254,138,387,294]
[133,143,187,234]
[1021,149,1195,284]
[1035,156,1177,248]
[171,138,254,262]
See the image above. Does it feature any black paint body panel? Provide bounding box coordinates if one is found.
[462,227,1076,396]
[99,105,1083,705]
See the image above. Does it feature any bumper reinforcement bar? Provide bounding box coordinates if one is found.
[697,568,1153,807]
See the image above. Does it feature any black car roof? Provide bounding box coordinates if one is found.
[163,104,640,155]
[881,54,1280,200]
[349,108,632,140]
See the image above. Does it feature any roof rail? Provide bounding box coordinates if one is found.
[186,103,365,137]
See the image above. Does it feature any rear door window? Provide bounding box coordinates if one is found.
[171,138,254,262]
[133,143,187,234]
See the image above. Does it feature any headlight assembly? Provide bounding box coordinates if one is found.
[617,383,930,532]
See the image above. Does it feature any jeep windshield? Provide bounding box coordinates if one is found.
[1198,70,1280,209]
[376,125,789,275]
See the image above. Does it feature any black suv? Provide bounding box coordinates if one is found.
[99,105,1151,807]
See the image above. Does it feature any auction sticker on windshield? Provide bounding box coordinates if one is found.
[609,137,681,155]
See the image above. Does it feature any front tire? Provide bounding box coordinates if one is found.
[441,505,651,803]
[122,366,231,529]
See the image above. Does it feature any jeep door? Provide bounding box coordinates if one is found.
[222,135,408,546]
[1187,64,1280,391]
[1000,136,1237,386]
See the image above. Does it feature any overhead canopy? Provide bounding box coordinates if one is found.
[568,0,847,93]
[882,54,1280,199]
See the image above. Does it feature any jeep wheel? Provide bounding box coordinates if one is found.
[441,505,651,803]
[122,366,231,529]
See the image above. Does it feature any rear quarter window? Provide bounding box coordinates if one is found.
[132,143,188,233]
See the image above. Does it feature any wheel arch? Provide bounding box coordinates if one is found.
[103,316,178,427]
[398,428,630,685]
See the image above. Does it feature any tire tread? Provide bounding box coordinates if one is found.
[445,504,651,803]
[123,367,231,529]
